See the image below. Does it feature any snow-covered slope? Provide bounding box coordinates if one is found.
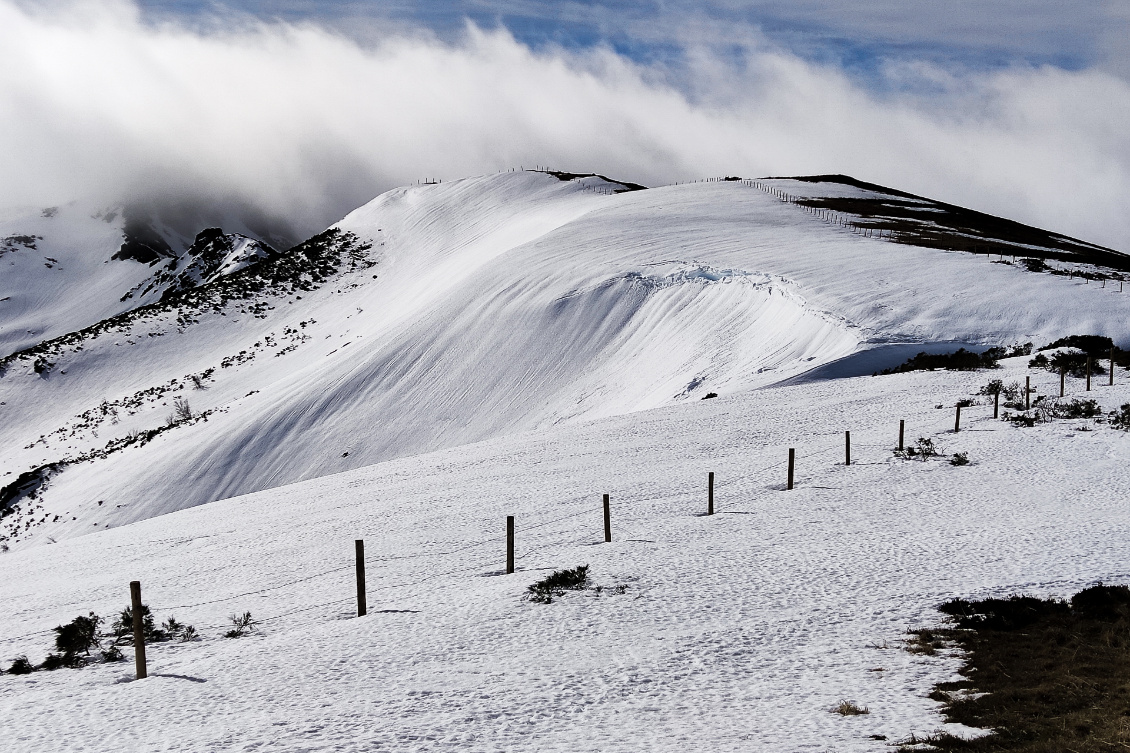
[2,171,1129,549]
[3,359,1130,751]
[0,203,278,359]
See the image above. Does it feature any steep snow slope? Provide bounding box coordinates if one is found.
[0,203,277,359]
[3,171,1130,548]
[0,203,153,357]
[3,360,1130,751]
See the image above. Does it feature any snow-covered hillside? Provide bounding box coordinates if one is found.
[2,170,1129,550]
[0,202,278,359]
[3,358,1130,751]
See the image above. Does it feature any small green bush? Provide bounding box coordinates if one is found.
[112,604,167,644]
[897,437,941,461]
[525,565,590,604]
[950,452,970,466]
[53,613,101,657]
[224,611,258,638]
[1110,404,1130,430]
[161,617,197,642]
[1003,411,1037,427]
[7,655,34,675]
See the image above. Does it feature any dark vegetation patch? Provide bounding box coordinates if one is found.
[879,344,1030,375]
[0,228,371,377]
[5,603,196,674]
[1028,336,1130,377]
[782,175,1129,273]
[0,234,43,258]
[525,565,590,604]
[542,170,647,192]
[902,584,1130,752]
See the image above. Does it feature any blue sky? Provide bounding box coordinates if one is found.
[133,0,1124,83]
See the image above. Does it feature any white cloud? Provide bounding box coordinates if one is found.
[1,0,1129,250]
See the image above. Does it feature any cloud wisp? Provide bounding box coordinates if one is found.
[1,0,1128,250]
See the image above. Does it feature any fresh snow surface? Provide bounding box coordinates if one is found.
[3,357,1130,751]
[4,171,1130,548]
[0,203,154,357]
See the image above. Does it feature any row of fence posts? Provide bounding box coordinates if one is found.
[125,359,1125,679]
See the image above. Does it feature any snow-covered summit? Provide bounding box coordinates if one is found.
[1,170,1128,550]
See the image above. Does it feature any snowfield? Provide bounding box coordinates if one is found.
[3,170,1130,750]
[3,172,1130,547]
[3,358,1130,751]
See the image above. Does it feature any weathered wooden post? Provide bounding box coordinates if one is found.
[899,420,905,450]
[1087,358,1092,391]
[787,449,795,490]
[1025,376,1031,410]
[603,494,611,543]
[994,389,1000,418]
[130,580,147,680]
[506,516,514,574]
[845,431,851,466]
[1111,347,1116,386]
[955,404,962,432]
[355,539,367,617]
[1060,367,1065,397]
[707,472,714,515]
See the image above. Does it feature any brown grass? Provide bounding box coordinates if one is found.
[901,585,1130,752]
[833,699,870,716]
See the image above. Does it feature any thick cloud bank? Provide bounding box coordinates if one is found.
[2,0,1128,249]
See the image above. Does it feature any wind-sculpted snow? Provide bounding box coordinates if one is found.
[4,361,1130,751]
[3,171,1130,548]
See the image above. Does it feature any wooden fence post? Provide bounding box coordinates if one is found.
[1025,376,1031,410]
[1087,358,1092,391]
[707,472,714,515]
[1061,368,1065,397]
[955,404,961,432]
[130,580,147,680]
[787,448,795,490]
[899,420,905,450]
[506,516,514,574]
[355,539,367,617]
[994,389,1000,418]
[1111,347,1116,386]
[603,494,611,543]
[845,431,851,466]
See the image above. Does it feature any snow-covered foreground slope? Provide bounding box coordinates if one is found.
[3,171,1130,548]
[3,359,1130,751]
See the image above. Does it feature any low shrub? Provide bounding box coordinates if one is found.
[111,603,167,644]
[224,611,259,638]
[525,565,590,604]
[701,392,718,400]
[162,617,197,642]
[832,700,870,716]
[53,613,101,657]
[1110,403,1130,430]
[1002,411,1037,427]
[950,452,970,466]
[1034,396,1102,422]
[6,655,34,675]
[896,437,941,461]
[880,348,998,374]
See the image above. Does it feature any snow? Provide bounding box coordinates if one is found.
[3,358,1130,751]
[0,203,154,358]
[4,170,1130,749]
[5,172,1130,549]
